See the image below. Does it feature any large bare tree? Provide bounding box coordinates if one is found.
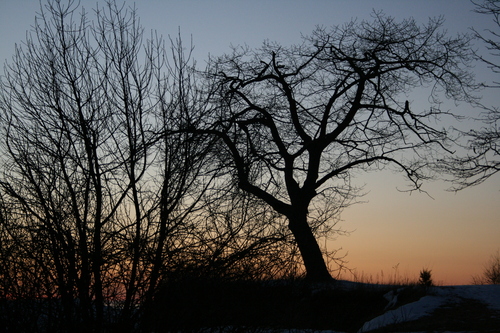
[202,13,477,281]
[0,1,317,330]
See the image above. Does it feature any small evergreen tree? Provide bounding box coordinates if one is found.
[419,269,433,287]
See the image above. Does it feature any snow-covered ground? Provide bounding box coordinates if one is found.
[358,284,500,332]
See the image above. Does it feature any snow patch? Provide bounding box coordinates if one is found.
[358,294,447,332]
[357,284,500,332]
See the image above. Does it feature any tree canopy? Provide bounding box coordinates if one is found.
[200,12,478,280]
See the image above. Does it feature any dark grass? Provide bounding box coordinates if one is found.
[146,276,396,332]
[8,276,495,332]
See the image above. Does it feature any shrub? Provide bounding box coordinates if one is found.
[472,250,500,285]
[418,269,433,287]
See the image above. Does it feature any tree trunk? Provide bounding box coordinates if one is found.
[287,212,332,282]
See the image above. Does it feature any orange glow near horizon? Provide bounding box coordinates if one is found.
[333,170,500,286]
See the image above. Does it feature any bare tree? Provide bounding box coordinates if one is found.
[201,13,477,281]
[472,250,500,284]
[473,0,500,81]
[1,1,316,329]
[0,0,213,330]
[441,0,500,189]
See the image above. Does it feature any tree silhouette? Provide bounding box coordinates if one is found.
[0,1,319,329]
[201,13,477,281]
[0,0,213,330]
[442,0,500,189]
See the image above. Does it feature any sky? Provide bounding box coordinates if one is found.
[0,0,499,285]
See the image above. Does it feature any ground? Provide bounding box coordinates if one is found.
[150,278,500,332]
[4,278,498,332]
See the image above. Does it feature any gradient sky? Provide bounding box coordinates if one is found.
[1,0,499,285]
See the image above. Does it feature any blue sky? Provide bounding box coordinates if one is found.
[1,0,499,284]
[1,1,494,63]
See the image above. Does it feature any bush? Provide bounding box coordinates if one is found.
[146,275,391,332]
[472,250,500,285]
[418,269,433,287]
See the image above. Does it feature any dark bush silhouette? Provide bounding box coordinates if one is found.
[472,251,500,285]
[147,276,392,332]
[419,269,433,287]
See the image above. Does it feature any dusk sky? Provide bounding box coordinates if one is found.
[1,0,499,285]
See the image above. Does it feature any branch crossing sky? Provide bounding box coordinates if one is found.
[1,0,499,285]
